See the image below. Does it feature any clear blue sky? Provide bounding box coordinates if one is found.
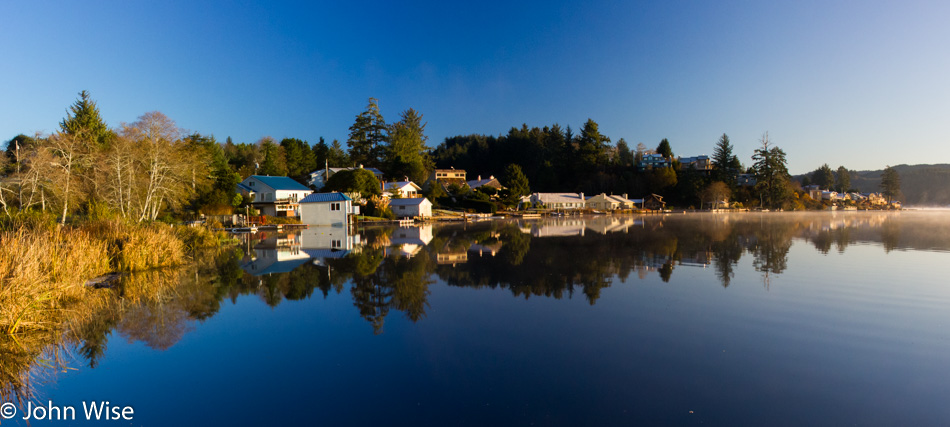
[3,0,948,174]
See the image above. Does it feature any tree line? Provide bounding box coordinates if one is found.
[2,91,904,224]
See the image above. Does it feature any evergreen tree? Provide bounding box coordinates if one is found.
[258,137,287,176]
[346,98,387,167]
[751,132,790,209]
[280,137,316,182]
[880,166,901,203]
[811,164,835,189]
[59,90,111,147]
[502,163,530,206]
[835,166,851,192]
[327,139,350,166]
[385,108,432,183]
[615,138,634,167]
[656,138,674,159]
[712,133,737,185]
[312,137,329,169]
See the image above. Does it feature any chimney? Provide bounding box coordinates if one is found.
[579,192,584,200]
[359,164,364,169]
[478,175,481,181]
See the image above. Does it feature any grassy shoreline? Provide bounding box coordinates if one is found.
[0,220,230,335]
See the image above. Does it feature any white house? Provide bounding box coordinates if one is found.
[237,175,313,217]
[586,193,635,210]
[530,193,586,210]
[389,198,432,219]
[383,181,423,198]
[467,175,504,190]
[299,192,358,226]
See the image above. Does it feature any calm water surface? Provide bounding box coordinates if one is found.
[4,211,950,425]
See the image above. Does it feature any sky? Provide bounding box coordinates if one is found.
[2,0,949,174]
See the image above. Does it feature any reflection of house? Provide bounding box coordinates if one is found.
[237,175,312,217]
[299,226,361,252]
[241,247,310,276]
[526,220,587,237]
[389,225,433,258]
[389,198,433,218]
[467,175,504,190]
[530,193,586,210]
[437,251,468,265]
[469,241,503,257]
[299,192,358,226]
[586,193,635,210]
[383,181,422,198]
[308,166,384,190]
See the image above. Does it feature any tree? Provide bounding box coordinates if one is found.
[656,138,674,159]
[835,166,851,193]
[615,138,634,167]
[257,137,287,176]
[385,108,432,183]
[502,163,530,207]
[327,139,350,167]
[312,137,329,169]
[280,138,316,182]
[60,90,112,148]
[323,168,382,199]
[712,133,738,185]
[699,181,732,209]
[880,166,901,203]
[751,132,790,209]
[346,98,387,167]
[811,164,835,189]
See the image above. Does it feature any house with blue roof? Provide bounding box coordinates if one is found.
[238,175,313,217]
[299,192,358,226]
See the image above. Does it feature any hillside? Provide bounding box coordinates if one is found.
[796,164,950,206]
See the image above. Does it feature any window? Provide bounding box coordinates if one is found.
[331,240,342,248]
[331,203,341,211]
[249,181,255,187]
[399,206,406,210]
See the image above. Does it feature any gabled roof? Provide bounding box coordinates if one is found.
[389,197,430,206]
[384,181,422,190]
[533,193,585,203]
[300,192,352,203]
[249,175,311,191]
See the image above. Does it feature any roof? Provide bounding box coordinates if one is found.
[467,178,503,188]
[384,181,421,190]
[389,197,430,206]
[249,175,311,191]
[300,192,352,203]
[533,193,585,203]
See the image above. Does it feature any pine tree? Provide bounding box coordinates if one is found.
[385,108,432,183]
[880,166,901,203]
[60,90,111,148]
[751,132,790,209]
[502,163,530,206]
[656,138,674,159]
[835,166,851,192]
[347,98,387,168]
[712,133,737,186]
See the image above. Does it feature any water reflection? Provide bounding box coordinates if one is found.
[4,211,950,405]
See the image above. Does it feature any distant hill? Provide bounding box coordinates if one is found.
[794,164,950,206]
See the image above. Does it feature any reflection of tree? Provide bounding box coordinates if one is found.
[348,247,435,334]
[881,218,901,253]
[711,228,743,288]
[498,226,530,265]
[750,220,795,288]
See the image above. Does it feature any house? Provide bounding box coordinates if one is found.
[586,193,635,210]
[529,193,586,210]
[298,192,358,226]
[389,198,433,219]
[238,175,313,217]
[383,181,422,198]
[637,153,671,170]
[467,175,504,191]
[642,194,666,210]
[678,155,713,173]
[426,167,468,191]
[737,174,757,187]
[308,165,384,190]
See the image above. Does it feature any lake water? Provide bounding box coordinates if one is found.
[3,211,950,425]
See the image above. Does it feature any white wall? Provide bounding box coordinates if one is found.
[300,201,350,225]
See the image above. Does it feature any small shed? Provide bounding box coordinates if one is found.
[389,198,433,219]
[299,192,356,226]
